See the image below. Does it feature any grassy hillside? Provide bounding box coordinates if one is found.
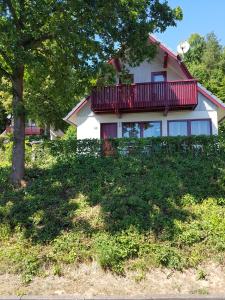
[0,137,225,283]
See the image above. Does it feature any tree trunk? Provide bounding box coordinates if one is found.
[11,65,25,186]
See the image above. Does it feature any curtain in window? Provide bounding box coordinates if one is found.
[169,121,188,136]
[191,120,210,135]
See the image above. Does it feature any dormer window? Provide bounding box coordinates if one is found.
[151,71,167,82]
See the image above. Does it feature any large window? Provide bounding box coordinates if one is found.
[190,120,211,136]
[122,123,141,138]
[168,121,188,136]
[168,119,211,136]
[122,122,161,138]
[143,122,161,137]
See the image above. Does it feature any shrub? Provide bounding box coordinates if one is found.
[154,245,185,270]
[0,135,225,281]
[49,231,91,264]
[95,228,143,274]
[63,125,77,140]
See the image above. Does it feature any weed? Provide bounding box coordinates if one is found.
[197,269,208,280]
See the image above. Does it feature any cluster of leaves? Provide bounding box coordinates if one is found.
[184,32,225,101]
[0,136,225,281]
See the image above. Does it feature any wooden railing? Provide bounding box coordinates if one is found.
[5,126,44,135]
[91,80,198,113]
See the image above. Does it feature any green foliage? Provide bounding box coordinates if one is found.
[0,101,7,132]
[95,228,142,274]
[32,135,225,162]
[49,232,91,264]
[63,125,77,140]
[0,0,182,128]
[0,136,225,281]
[185,32,225,102]
[0,231,41,284]
[0,0,183,183]
[197,269,207,280]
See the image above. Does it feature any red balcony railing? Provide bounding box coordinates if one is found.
[5,126,44,135]
[91,80,198,113]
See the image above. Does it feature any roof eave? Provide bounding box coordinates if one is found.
[198,84,225,110]
[63,97,90,125]
[148,35,193,79]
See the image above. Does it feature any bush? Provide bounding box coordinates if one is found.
[63,125,77,140]
[28,135,225,163]
[95,228,143,274]
[0,135,225,281]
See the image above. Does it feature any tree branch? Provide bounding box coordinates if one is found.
[22,33,55,49]
[0,63,12,79]
[5,0,23,29]
[0,48,11,65]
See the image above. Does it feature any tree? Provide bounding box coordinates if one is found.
[184,32,225,101]
[0,0,182,186]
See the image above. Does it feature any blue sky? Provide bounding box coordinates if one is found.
[156,0,225,51]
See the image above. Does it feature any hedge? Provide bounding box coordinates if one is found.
[1,135,225,164]
[32,135,225,161]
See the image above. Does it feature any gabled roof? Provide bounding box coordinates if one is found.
[63,35,225,124]
[148,35,193,79]
[108,35,194,79]
[149,35,225,111]
[198,83,225,110]
[63,97,90,124]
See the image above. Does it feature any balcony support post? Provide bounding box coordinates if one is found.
[163,52,168,68]
[163,106,169,116]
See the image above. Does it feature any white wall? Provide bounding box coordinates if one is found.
[74,93,218,139]
[118,49,186,84]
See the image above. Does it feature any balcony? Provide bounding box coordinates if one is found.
[91,80,198,113]
[6,126,44,136]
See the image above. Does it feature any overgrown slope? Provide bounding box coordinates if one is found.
[0,137,225,283]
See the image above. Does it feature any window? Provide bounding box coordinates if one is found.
[122,122,161,138]
[168,121,188,136]
[151,71,167,82]
[190,120,211,136]
[143,122,161,137]
[122,122,141,138]
[168,120,211,136]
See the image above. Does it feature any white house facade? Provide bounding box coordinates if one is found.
[64,36,225,139]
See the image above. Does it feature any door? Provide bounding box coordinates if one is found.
[101,123,117,139]
[151,71,167,103]
[101,123,117,156]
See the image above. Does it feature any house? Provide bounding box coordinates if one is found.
[4,120,44,136]
[64,35,225,139]
[3,120,64,140]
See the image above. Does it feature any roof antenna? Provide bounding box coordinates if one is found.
[177,40,190,60]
